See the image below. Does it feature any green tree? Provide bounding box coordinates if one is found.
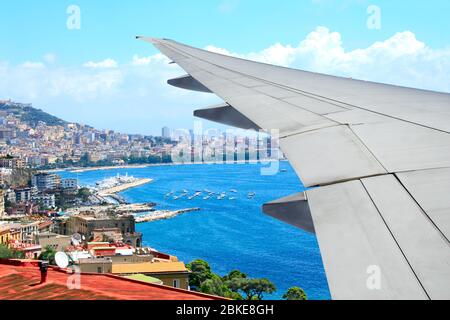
[282,287,308,300]
[222,270,247,282]
[38,246,57,265]
[200,276,243,300]
[186,259,215,289]
[227,278,276,300]
[0,245,25,259]
[77,187,91,202]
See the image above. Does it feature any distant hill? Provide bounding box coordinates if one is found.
[0,100,66,127]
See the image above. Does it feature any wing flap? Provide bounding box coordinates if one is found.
[361,175,450,300]
[396,168,450,240]
[307,180,428,300]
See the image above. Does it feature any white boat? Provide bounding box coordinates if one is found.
[230,189,238,193]
[165,191,174,197]
[229,197,236,200]
[203,195,211,200]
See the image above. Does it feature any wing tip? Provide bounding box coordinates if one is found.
[135,36,161,44]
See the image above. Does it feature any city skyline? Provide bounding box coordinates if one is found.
[1,1,449,135]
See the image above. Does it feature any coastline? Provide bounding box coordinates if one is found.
[43,159,286,173]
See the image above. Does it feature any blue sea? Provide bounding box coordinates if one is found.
[58,162,330,300]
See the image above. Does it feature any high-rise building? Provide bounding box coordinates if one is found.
[31,173,61,192]
[162,127,171,139]
[0,190,4,217]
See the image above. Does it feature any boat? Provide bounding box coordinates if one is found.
[230,189,238,193]
[165,191,174,197]
[247,192,256,199]
[229,197,236,200]
[203,195,211,200]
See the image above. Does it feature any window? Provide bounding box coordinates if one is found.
[97,267,102,273]
[173,279,180,288]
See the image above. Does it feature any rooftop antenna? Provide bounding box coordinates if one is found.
[55,252,69,269]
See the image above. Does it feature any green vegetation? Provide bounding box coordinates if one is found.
[124,155,172,165]
[187,259,282,300]
[77,187,91,202]
[0,245,25,259]
[0,103,66,127]
[282,287,308,300]
[38,246,57,265]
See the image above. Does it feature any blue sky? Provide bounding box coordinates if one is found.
[0,0,449,135]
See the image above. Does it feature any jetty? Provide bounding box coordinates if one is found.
[135,208,201,223]
[98,178,153,196]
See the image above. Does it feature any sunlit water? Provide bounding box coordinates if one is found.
[58,162,330,300]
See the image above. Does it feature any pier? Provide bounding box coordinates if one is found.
[135,208,201,223]
[98,178,153,196]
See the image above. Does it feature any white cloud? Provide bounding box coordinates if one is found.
[218,0,239,13]
[43,53,57,64]
[131,53,169,66]
[83,58,118,69]
[1,26,449,134]
[20,61,45,69]
[205,26,450,92]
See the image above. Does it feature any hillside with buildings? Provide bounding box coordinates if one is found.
[0,100,66,127]
[0,99,175,170]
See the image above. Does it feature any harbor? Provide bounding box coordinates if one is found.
[56,161,330,300]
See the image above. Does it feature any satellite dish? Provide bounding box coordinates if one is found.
[55,252,69,269]
[71,233,82,246]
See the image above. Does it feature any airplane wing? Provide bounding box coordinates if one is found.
[139,37,450,300]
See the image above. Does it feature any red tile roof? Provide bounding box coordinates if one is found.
[0,260,222,300]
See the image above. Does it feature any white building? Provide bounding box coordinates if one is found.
[32,194,56,209]
[62,178,78,189]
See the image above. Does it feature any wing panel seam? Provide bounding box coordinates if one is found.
[360,179,431,300]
